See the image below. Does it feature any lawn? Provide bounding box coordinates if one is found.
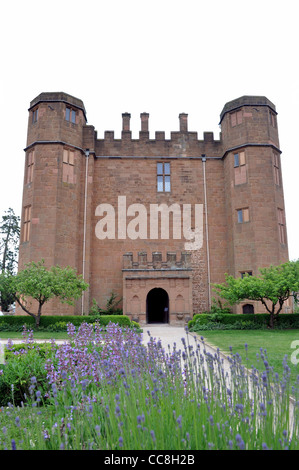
[0,331,69,340]
[195,329,299,386]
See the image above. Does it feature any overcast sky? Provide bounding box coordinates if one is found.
[1,0,298,261]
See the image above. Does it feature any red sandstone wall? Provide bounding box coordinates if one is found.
[17,93,290,318]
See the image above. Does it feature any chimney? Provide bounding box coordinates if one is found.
[122,112,131,131]
[179,113,188,132]
[140,112,149,132]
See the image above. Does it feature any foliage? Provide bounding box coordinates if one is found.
[42,321,69,332]
[0,208,20,274]
[89,291,123,315]
[188,313,299,331]
[5,260,89,327]
[210,297,231,314]
[104,290,122,314]
[190,320,262,331]
[89,298,101,315]
[0,349,53,406]
[0,314,133,332]
[4,343,55,362]
[129,320,142,331]
[0,271,15,314]
[213,260,299,328]
[0,208,20,312]
[0,325,298,449]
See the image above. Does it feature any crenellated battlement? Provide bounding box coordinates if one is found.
[123,251,192,270]
[100,129,217,143]
[93,112,222,158]
[97,112,220,144]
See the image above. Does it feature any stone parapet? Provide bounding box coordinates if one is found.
[122,251,192,270]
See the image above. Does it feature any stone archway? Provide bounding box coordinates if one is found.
[146,288,169,324]
[242,303,254,314]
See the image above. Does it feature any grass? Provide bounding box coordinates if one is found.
[0,331,69,340]
[195,329,299,387]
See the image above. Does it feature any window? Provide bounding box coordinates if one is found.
[277,208,286,244]
[237,208,249,223]
[65,107,76,124]
[234,151,245,167]
[157,162,171,192]
[273,151,280,186]
[32,108,38,123]
[234,151,247,185]
[26,150,34,184]
[63,149,75,183]
[23,205,31,242]
[230,110,242,127]
[241,271,253,278]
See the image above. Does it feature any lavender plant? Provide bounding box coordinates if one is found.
[0,323,298,450]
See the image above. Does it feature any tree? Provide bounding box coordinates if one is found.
[3,260,89,327]
[0,208,20,273]
[0,271,15,313]
[0,208,20,311]
[213,260,299,328]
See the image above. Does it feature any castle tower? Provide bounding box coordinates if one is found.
[220,96,289,312]
[19,92,94,314]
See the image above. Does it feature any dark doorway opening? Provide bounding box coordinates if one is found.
[146,288,169,323]
[242,304,254,314]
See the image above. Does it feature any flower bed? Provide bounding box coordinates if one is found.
[0,323,298,450]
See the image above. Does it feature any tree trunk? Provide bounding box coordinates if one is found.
[35,303,43,328]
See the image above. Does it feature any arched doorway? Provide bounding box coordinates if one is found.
[242,304,254,314]
[146,288,169,323]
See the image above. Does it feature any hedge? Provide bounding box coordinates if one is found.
[0,315,132,331]
[188,313,299,330]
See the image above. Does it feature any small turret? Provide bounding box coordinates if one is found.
[27,92,87,149]
[220,95,279,151]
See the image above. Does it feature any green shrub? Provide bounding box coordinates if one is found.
[188,313,299,331]
[0,348,51,406]
[0,315,35,331]
[89,292,123,316]
[4,343,56,361]
[45,321,68,332]
[210,299,232,315]
[190,320,263,331]
[129,321,142,331]
[0,314,132,331]
[94,315,130,327]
